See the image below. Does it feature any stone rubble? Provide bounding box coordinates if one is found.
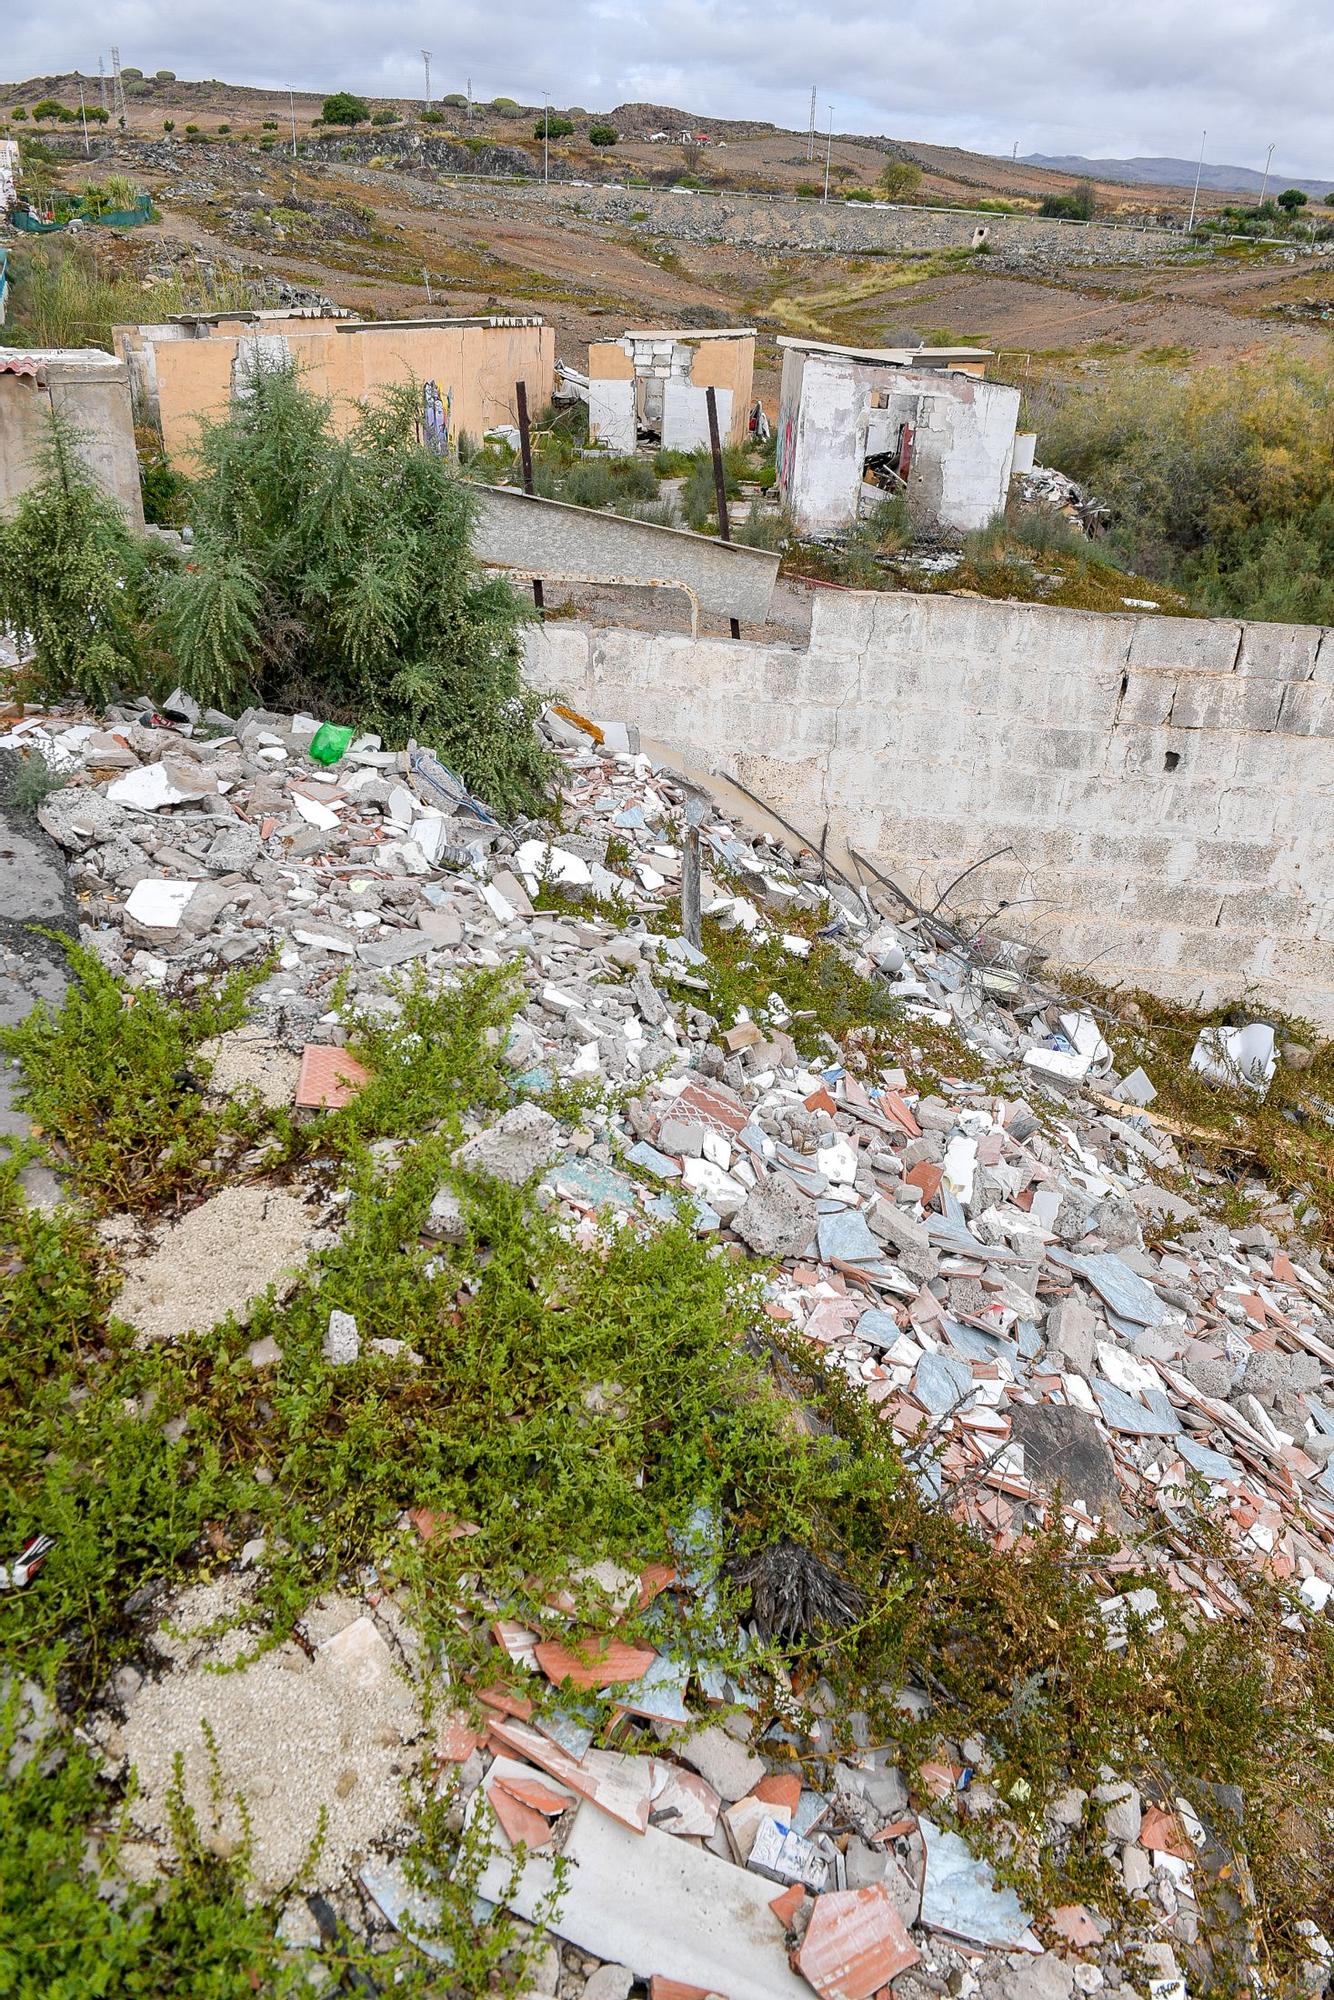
[4,688,1334,1999]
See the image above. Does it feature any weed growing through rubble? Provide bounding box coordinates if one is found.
[658,906,904,1063]
[0,941,275,1214]
[1064,979,1334,1246]
[6,952,1334,1988]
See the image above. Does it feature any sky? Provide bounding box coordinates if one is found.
[7,0,1333,181]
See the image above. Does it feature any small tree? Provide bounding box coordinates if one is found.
[1277,187,1308,215]
[588,124,617,147]
[31,99,65,122]
[1325,192,1334,208]
[535,115,574,140]
[878,157,922,201]
[160,365,552,817]
[680,139,703,175]
[87,105,109,124]
[0,413,164,708]
[321,91,370,127]
[11,106,27,120]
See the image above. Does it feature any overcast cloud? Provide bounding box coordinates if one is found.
[7,0,1332,180]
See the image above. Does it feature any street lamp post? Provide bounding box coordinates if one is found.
[823,105,833,203]
[1258,141,1275,209]
[289,88,297,159]
[543,93,550,184]
[1187,128,1207,232]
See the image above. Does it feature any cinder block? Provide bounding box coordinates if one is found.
[1214,887,1314,936]
[1127,618,1243,676]
[1188,837,1280,886]
[1276,682,1334,737]
[1168,678,1285,733]
[1235,622,1322,681]
[1119,880,1225,927]
[523,622,592,693]
[1116,672,1175,727]
[809,592,878,655]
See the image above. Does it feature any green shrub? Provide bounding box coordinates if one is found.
[184,123,200,135]
[216,122,230,134]
[419,108,446,124]
[1035,355,1334,621]
[159,365,552,817]
[31,99,65,122]
[588,124,617,147]
[371,108,399,126]
[321,91,369,126]
[0,413,167,710]
[878,158,921,201]
[155,68,176,81]
[1040,178,1096,220]
[162,118,175,132]
[121,66,142,79]
[11,106,27,120]
[535,115,574,140]
[262,117,278,129]
[490,96,519,111]
[443,92,468,107]
[1277,187,1308,214]
[86,106,109,124]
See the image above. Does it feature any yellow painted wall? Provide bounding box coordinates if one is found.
[682,336,755,445]
[146,321,554,468]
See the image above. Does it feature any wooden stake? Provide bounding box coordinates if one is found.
[706,385,741,639]
[515,380,544,614]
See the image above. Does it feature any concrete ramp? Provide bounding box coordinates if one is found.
[470,483,779,626]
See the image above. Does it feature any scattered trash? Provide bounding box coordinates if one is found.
[1190,1021,1278,1097]
[0,1531,56,1590]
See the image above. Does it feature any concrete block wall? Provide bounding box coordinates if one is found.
[523,595,1334,1029]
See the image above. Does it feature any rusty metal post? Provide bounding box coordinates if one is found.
[706,385,741,640]
[515,380,544,614]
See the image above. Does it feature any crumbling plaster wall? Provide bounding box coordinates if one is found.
[525,594,1334,1029]
[0,352,144,525]
[778,352,1020,534]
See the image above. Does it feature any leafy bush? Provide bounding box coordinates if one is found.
[184,123,200,134]
[86,106,109,124]
[1277,187,1308,214]
[216,122,230,134]
[535,114,574,140]
[155,68,176,81]
[442,91,468,107]
[0,414,166,709]
[588,125,617,147]
[1040,178,1096,220]
[371,108,399,126]
[321,91,369,126]
[490,96,519,111]
[11,106,27,120]
[31,99,65,122]
[878,158,922,201]
[163,118,175,132]
[160,364,552,817]
[1035,355,1334,621]
[419,108,446,124]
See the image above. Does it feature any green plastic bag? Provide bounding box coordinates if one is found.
[309,723,355,766]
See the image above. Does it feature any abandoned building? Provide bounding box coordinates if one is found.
[113,310,555,469]
[586,327,755,453]
[0,349,144,525]
[775,337,1023,535]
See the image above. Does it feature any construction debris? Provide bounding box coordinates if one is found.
[4,685,1334,1999]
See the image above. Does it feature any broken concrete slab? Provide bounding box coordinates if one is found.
[1010,1402,1122,1519]
[476,1798,811,2000]
[455,1102,561,1186]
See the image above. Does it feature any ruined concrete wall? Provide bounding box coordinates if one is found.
[0,352,144,526]
[140,321,554,467]
[523,594,1334,1029]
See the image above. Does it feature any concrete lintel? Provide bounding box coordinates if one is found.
[470,484,778,624]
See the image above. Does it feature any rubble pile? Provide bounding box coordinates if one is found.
[4,687,1334,2000]
[1013,466,1110,536]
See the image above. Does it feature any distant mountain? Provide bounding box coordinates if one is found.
[1020,153,1334,202]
